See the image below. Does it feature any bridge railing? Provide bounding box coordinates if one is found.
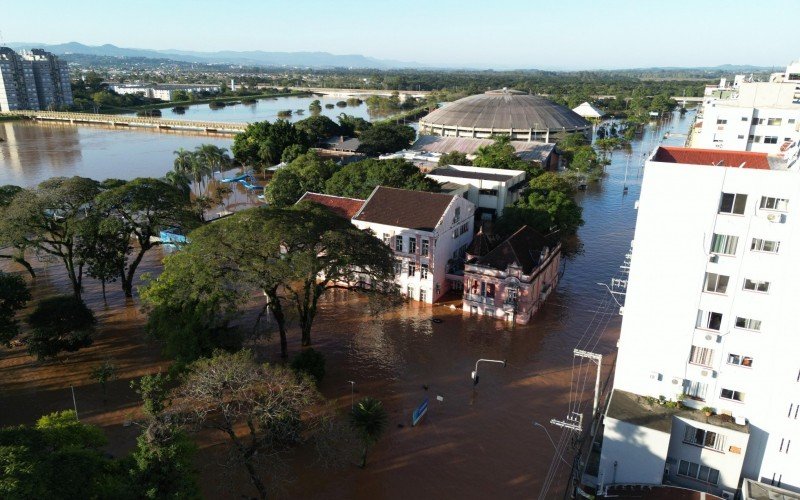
[1,110,248,131]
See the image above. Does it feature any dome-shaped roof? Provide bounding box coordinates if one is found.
[420,89,590,132]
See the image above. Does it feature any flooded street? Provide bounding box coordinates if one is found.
[0,111,695,499]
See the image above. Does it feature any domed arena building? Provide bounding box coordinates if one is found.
[419,88,591,143]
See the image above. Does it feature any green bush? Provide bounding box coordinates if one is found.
[290,348,326,383]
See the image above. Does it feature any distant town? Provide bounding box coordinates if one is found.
[0,39,798,500]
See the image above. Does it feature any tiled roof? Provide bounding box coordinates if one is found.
[412,135,556,162]
[475,225,549,274]
[653,147,771,170]
[297,192,365,219]
[352,186,454,231]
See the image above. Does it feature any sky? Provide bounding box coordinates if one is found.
[2,0,798,70]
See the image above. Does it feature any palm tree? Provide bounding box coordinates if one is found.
[164,170,191,197]
[350,397,388,468]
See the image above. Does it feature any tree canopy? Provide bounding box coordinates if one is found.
[495,171,583,238]
[0,271,31,347]
[232,120,310,167]
[356,122,415,156]
[295,115,340,145]
[325,158,439,199]
[472,136,533,173]
[266,151,341,207]
[26,295,96,361]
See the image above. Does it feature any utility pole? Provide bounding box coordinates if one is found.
[574,349,603,417]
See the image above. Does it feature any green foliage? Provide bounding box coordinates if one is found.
[295,115,341,145]
[338,113,372,136]
[131,373,171,418]
[78,216,129,300]
[349,397,388,468]
[356,122,416,156]
[308,99,322,115]
[0,271,30,347]
[280,143,307,164]
[472,136,532,172]
[290,348,326,383]
[27,295,95,361]
[0,410,124,499]
[128,425,200,500]
[325,158,439,199]
[266,150,341,207]
[90,360,118,400]
[233,120,311,167]
[437,151,471,166]
[496,171,583,238]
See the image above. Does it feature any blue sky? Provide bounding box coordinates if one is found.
[2,0,797,69]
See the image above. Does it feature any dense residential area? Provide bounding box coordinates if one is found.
[1,3,798,499]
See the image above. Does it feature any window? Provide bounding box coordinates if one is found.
[696,310,722,331]
[395,235,403,252]
[704,273,729,294]
[767,118,782,126]
[719,193,747,215]
[727,353,754,367]
[678,460,720,485]
[720,388,745,402]
[406,286,413,297]
[683,425,726,451]
[710,234,738,255]
[735,316,762,331]
[741,116,749,122]
[764,136,779,144]
[393,260,402,275]
[420,263,429,279]
[752,117,765,125]
[408,237,417,254]
[737,134,745,139]
[479,188,498,196]
[788,403,799,419]
[407,262,416,277]
[454,206,461,223]
[789,118,796,124]
[748,135,762,143]
[683,380,708,401]
[716,118,727,125]
[751,238,780,253]
[419,289,426,302]
[689,345,715,367]
[383,233,391,245]
[760,196,789,211]
[743,278,770,293]
[421,239,429,256]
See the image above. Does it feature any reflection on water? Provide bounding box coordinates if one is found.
[0,121,232,188]
[125,94,375,124]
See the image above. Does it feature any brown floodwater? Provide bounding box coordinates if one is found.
[0,112,695,499]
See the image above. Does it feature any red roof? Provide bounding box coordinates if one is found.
[296,192,365,219]
[653,146,770,170]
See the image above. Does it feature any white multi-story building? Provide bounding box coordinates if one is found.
[108,83,221,101]
[0,47,39,111]
[426,165,526,219]
[598,146,800,497]
[692,60,800,155]
[352,186,475,303]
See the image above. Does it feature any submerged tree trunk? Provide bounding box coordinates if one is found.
[360,444,368,468]
[122,244,150,298]
[263,288,289,359]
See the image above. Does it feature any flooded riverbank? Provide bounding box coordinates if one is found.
[0,111,695,498]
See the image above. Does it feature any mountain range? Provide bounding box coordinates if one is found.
[4,42,424,69]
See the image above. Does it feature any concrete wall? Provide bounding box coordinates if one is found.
[598,417,671,488]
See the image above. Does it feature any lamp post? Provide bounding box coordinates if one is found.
[471,358,506,386]
[533,420,570,466]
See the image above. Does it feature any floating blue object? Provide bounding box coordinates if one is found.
[159,227,188,245]
[412,398,429,427]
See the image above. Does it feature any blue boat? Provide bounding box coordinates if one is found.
[239,178,264,191]
[220,173,250,183]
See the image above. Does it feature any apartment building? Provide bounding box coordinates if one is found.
[108,83,221,101]
[21,49,73,109]
[426,165,527,219]
[0,47,39,111]
[597,146,800,497]
[692,60,800,155]
[352,186,475,303]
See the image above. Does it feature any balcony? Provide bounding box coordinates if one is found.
[464,294,495,305]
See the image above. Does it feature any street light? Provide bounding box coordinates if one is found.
[533,420,570,466]
[470,358,506,386]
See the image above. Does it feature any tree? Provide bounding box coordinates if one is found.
[472,136,532,172]
[172,350,319,500]
[90,360,118,402]
[350,397,388,468]
[0,410,127,499]
[291,348,326,384]
[356,122,415,156]
[308,99,322,115]
[438,151,471,166]
[266,151,341,207]
[232,120,310,168]
[2,177,100,297]
[0,185,35,277]
[193,144,231,180]
[78,216,129,301]
[338,113,372,136]
[0,271,31,347]
[27,295,95,361]
[280,143,307,164]
[95,178,198,298]
[295,115,341,145]
[325,158,440,199]
[496,172,583,238]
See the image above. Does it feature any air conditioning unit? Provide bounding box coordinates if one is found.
[700,370,717,378]
[671,377,683,386]
[619,307,625,316]
[649,372,662,381]
[765,212,785,223]
[721,491,734,500]
[709,254,719,263]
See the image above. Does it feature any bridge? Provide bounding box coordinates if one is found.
[286,86,431,99]
[1,110,248,135]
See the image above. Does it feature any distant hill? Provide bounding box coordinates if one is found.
[4,42,423,69]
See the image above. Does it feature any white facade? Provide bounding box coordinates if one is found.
[108,83,221,101]
[693,61,800,154]
[604,147,800,494]
[352,188,475,304]
[426,165,526,219]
